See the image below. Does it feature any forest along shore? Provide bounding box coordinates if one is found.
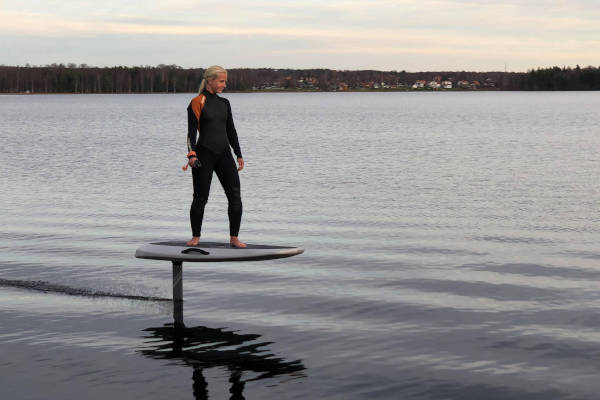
[2,65,600,94]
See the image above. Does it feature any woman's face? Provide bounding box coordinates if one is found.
[206,72,227,93]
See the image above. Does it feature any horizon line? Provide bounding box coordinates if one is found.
[4,63,599,74]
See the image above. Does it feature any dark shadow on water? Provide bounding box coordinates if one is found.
[138,322,306,400]
[0,278,170,301]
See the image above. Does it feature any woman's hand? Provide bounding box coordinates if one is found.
[237,158,244,171]
[188,157,198,167]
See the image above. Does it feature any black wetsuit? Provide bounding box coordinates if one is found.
[187,90,243,237]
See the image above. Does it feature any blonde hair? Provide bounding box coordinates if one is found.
[198,65,227,94]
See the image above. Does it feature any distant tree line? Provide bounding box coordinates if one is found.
[520,65,600,90]
[0,64,599,93]
[0,64,201,94]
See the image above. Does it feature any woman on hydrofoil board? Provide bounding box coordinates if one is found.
[184,65,246,248]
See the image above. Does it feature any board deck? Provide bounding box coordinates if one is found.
[135,241,304,262]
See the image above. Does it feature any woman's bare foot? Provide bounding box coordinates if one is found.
[186,236,200,246]
[230,236,247,248]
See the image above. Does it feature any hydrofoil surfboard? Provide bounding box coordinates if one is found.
[135,241,304,262]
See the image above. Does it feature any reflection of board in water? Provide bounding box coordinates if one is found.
[138,323,305,399]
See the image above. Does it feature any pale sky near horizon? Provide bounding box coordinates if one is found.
[1,0,599,72]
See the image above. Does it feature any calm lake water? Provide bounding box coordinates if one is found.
[1,91,600,399]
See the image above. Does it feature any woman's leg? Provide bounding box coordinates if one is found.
[188,149,215,245]
[214,151,244,246]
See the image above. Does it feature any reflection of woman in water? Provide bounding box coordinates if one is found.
[140,323,305,400]
[185,66,246,248]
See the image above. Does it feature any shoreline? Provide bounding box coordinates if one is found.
[6,88,580,95]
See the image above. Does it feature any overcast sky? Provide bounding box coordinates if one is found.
[1,0,599,71]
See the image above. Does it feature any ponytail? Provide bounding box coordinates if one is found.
[198,78,207,94]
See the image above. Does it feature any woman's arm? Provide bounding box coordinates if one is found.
[187,95,206,154]
[224,99,243,159]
